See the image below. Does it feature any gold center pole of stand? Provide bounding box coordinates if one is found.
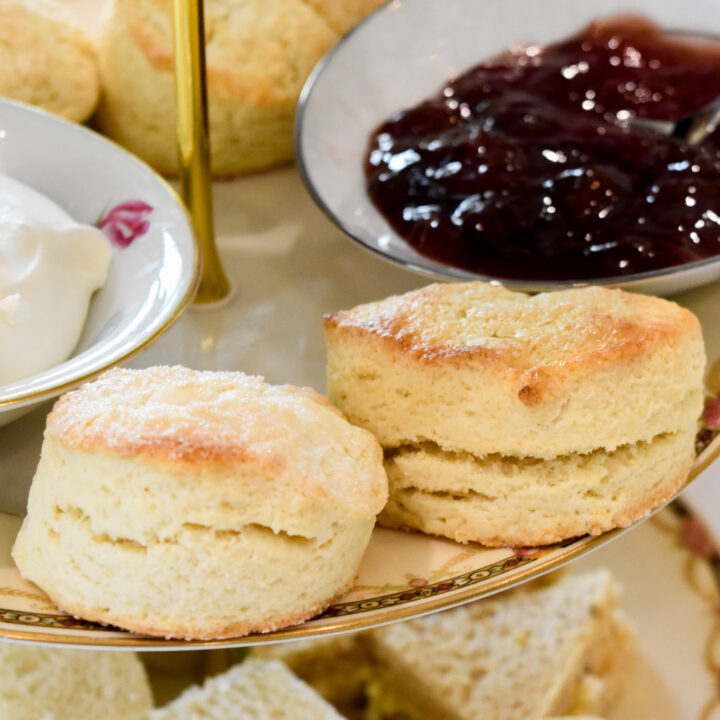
[172,0,230,305]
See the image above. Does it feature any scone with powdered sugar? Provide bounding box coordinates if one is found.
[12,365,388,639]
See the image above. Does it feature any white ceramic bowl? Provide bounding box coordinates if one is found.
[0,100,199,426]
[296,0,720,295]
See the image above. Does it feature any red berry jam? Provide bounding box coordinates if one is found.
[365,17,720,281]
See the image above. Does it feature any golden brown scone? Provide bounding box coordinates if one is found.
[12,366,388,639]
[324,282,705,546]
[0,1,99,122]
[94,0,384,176]
[325,282,704,459]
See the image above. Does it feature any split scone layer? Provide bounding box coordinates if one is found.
[325,282,705,545]
[12,366,388,639]
[381,427,696,546]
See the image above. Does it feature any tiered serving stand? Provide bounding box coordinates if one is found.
[1,1,720,717]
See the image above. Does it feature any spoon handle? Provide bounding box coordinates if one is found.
[674,97,720,145]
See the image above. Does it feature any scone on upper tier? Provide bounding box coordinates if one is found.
[94,0,384,176]
[148,658,345,720]
[0,2,99,121]
[0,642,152,720]
[325,283,704,459]
[11,366,388,639]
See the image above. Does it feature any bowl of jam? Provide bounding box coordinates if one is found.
[296,0,720,295]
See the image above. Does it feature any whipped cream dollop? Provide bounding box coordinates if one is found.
[0,174,112,386]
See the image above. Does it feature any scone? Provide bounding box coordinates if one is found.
[324,282,704,545]
[94,0,384,176]
[0,642,152,720]
[11,366,388,639]
[149,658,345,720]
[255,570,631,720]
[0,1,99,121]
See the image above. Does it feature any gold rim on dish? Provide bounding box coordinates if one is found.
[0,431,716,649]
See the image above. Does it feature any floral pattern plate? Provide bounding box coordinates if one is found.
[0,477,716,652]
[0,169,718,650]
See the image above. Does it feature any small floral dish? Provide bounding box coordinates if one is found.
[296,0,720,296]
[0,99,199,426]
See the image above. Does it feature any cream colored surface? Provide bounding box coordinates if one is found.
[325,283,704,458]
[0,1,98,121]
[370,570,627,720]
[95,0,384,176]
[11,366,387,639]
[381,427,696,546]
[0,642,151,720]
[148,659,344,720]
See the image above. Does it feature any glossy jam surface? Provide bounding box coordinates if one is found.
[365,17,720,281]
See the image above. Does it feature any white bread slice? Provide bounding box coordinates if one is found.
[368,570,628,720]
[0,642,152,720]
[255,634,372,718]
[149,658,345,720]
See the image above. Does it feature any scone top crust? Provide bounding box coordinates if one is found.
[47,366,387,518]
[325,282,703,457]
[325,282,702,377]
[118,0,344,105]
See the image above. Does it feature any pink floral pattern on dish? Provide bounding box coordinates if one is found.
[703,396,720,430]
[680,515,717,559]
[696,392,720,456]
[98,200,153,248]
[408,578,428,588]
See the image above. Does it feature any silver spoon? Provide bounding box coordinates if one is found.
[616,96,720,144]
